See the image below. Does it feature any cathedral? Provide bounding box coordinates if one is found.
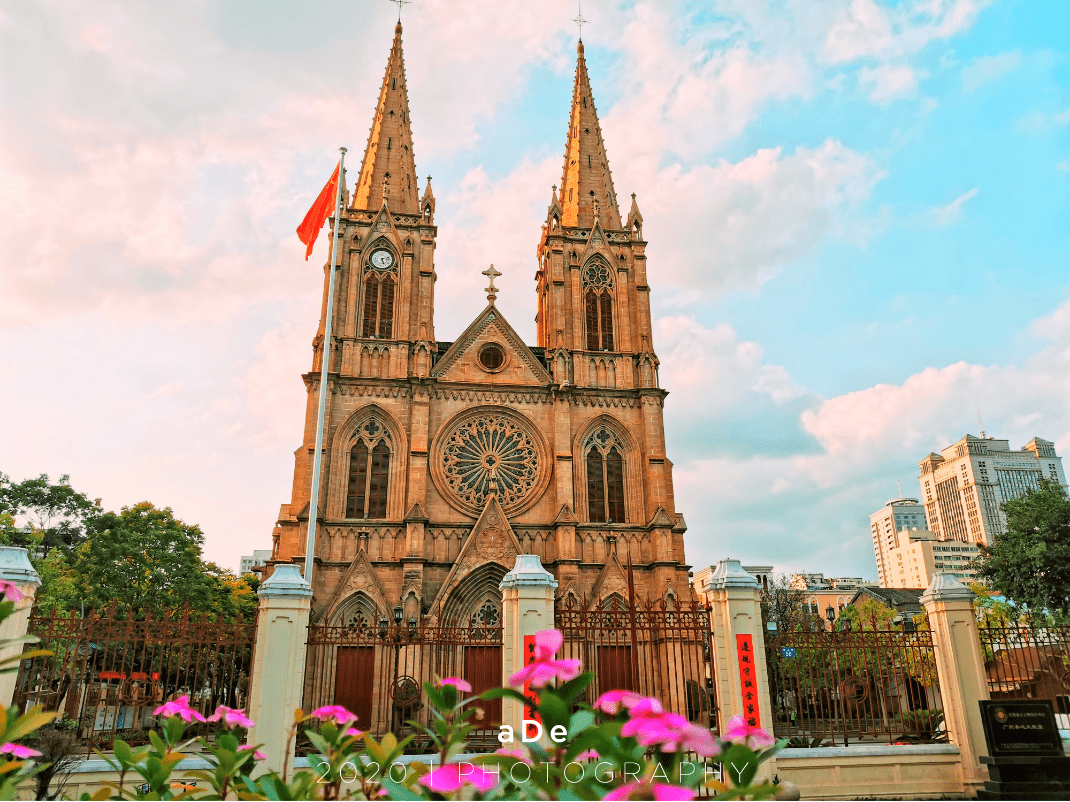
[268,23,693,632]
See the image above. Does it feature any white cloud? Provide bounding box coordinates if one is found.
[858,64,927,103]
[961,51,1021,92]
[822,0,989,64]
[929,186,979,226]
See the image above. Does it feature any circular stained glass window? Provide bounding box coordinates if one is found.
[478,343,506,372]
[430,407,550,516]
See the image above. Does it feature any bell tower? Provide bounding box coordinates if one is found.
[536,41,658,392]
[311,22,438,384]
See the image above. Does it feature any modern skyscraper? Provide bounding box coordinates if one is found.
[919,435,1066,545]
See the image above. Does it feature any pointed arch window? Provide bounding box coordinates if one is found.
[582,259,614,351]
[585,426,626,523]
[346,419,391,519]
[361,270,395,338]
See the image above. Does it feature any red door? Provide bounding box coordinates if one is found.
[335,647,376,729]
[598,646,633,695]
[464,646,502,727]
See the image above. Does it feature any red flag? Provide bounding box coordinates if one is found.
[296,161,340,260]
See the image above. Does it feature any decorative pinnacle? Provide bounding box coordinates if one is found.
[482,264,502,304]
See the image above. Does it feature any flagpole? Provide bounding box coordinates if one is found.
[304,146,347,586]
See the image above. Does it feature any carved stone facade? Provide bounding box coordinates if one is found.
[268,26,692,627]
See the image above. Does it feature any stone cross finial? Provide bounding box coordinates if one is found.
[482,264,502,304]
[390,0,410,22]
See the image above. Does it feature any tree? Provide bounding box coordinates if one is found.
[976,478,1070,619]
[75,502,228,618]
[0,472,100,556]
[761,573,807,632]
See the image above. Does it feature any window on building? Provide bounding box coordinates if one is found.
[582,259,614,351]
[585,426,626,523]
[361,272,395,338]
[346,420,391,518]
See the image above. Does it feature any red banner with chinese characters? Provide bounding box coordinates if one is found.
[522,634,541,738]
[735,634,762,728]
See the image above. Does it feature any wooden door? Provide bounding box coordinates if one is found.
[598,646,633,695]
[463,646,502,727]
[335,647,376,729]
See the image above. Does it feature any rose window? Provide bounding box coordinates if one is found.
[431,408,550,516]
[471,600,501,628]
[583,260,612,290]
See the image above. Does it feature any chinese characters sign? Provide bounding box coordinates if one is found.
[735,634,762,728]
[522,635,541,739]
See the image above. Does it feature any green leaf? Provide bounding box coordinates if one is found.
[381,776,423,800]
[539,692,569,731]
[480,686,531,705]
[557,672,594,708]
[568,709,595,733]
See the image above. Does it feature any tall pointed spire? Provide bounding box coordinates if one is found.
[559,40,621,229]
[351,23,419,213]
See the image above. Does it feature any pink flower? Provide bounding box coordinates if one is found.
[153,695,207,723]
[418,762,498,793]
[620,697,717,757]
[438,677,472,693]
[575,749,599,761]
[309,705,358,726]
[721,715,775,749]
[0,743,41,759]
[605,781,696,800]
[594,690,643,715]
[507,629,582,688]
[208,706,254,729]
[495,747,531,764]
[345,727,364,738]
[0,580,25,603]
[237,745,267,760]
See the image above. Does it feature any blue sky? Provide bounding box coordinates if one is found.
[1,0,1068,581]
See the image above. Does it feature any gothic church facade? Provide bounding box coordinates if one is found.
[269,24,692,630]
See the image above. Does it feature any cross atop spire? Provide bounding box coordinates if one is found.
[557,35,621,229]
[351,22,419,213]
[389,0,410,23]
[572,0,587,39]
[482,264,501,304]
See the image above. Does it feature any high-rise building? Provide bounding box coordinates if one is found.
[265,26,692,634]
[882,532,981,589]
[919,435,1067,545]
[869,497,928,586]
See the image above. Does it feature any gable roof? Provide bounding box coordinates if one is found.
[431,304,552,385]
[849,586,926,610]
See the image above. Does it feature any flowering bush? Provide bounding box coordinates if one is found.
[0,628,784,799]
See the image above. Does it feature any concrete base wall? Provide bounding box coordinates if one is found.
[772,744,965,801]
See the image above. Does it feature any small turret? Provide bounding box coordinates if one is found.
[420,175,435,224]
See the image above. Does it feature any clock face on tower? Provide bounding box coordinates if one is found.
[370,249,394,270]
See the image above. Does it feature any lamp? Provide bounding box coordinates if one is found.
[826,605,836,623]
[393,604,404,625]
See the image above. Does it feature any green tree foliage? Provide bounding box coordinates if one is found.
[760,573,807,632]
[74,502,237,619]
[976,478,1070,618]
[0,473,100,556]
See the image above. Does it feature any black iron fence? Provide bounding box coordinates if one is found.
[303,621,503,752]
[765,616,944,746]
[554,594,718,734]
[978,621,1070,708]
[14,605,256,754]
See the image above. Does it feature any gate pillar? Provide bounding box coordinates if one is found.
[0,547,41,709]
[921,573,989,794]
[703,559,773,736]
[247,563,313,776]
[500,555,557,743]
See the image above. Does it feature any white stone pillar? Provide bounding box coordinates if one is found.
[704,559,772,729]
[500,555,557,740]
[921,573,990,794]
[247,564,313,775]
[0,547,42,709]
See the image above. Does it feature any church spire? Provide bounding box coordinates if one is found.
[559,40,621,229]
[351,23,419,214]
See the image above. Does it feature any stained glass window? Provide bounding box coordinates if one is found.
[585,427,626,523]
[346,420,391,519]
